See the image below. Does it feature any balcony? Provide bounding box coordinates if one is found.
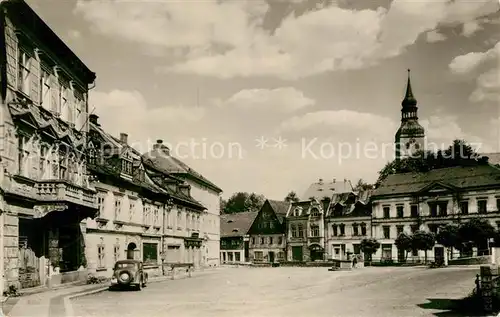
[36,180,97,209]
[3,175,97,210]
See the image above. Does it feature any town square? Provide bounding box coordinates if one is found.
[0,0,500,316]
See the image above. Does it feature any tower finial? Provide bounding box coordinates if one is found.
[402,69,416,107]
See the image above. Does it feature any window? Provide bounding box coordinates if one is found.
[251,237,255,244]
[260,237,265,244]
[269,237,273,245]
[311,225,320,237]
[235,252,241,262]
[60,83,69,121]
[143,243,158,263]
[222,252,226,262]
[177,211,182,229]
[361,224,367,236]
[97,244,105,269]
[59,154,68,180]
[352,224,359,236]
[41,69,51,109]
[383,207,390,218]
[121,159,133,175]
[339,224,345,236]
[410,205,418,217]
[497,198,500,212]
[460,201,469,214]
[254,251,263,261]
[228,252,233,262]
[428,224,438,234]
[18,137,29,177]
[396,206,404,218]
[129,201,135,221]
[311,208,320,217]
[97,195,105,217]
[278,237,283,245]
[383,226,390,239]
[114,198,121,220]
[298,224,304,237]
[332,224,338,236]
[396,225,404,236]
[114,243,120,263]
[438,202,448,216]
[429,203,438,217]
[17,50,31,95]
[410,224,418,233]
[478,200,487,214]
[186,213,190,229]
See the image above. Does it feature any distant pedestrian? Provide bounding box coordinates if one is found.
[352,256,357,268]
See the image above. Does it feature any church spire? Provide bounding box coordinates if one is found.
[402,69,417,107]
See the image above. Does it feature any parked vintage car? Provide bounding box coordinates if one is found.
[110,259,148,290]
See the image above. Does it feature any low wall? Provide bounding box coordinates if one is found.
[49,269,88,288]
[280,261,334,267]
[449,256,491,266]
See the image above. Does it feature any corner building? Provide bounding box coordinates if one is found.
[0,0,97,290]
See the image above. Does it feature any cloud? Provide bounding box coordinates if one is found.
[426,30,447,43]
[216,87,315,113]
[449,41,500,105]
[470,69,500,103]
[450,40,499,73]
[89,90,206,147]
[75,0,499,80]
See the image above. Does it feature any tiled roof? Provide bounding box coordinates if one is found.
[220,212,259,237]
[267,200,291,224]
[143,147,222,193]
[301,179,353,200]
[372,165,500,198]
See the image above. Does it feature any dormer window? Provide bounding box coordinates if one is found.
[311,208,320,217]
[121,159,133,175]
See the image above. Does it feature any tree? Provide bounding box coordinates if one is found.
[221,192,266,214]
[376,140,487,186]
[436,223,460,259]
[360,238,380,265]
[394,233,413,261]
[457,218,496,255]
[411,231,436,263]
[284,191,300,203]
[353,179,374,191]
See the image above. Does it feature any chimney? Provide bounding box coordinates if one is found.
[318,178,323,184]
[333,178,336,183]
[89,114,99,126]
[119,133,128,144]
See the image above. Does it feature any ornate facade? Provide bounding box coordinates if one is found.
[0,0,97,290]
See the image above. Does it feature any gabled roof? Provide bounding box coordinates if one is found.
[220,212,259,237]
[301,179,353,200]
[372,165,500,198]
[267,200,291,224]
[142,145,222,193]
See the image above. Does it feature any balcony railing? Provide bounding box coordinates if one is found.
[36,180,97,209]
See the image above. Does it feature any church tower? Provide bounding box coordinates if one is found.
[395,69,425,160]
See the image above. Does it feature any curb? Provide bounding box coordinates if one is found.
[64,287,108,317]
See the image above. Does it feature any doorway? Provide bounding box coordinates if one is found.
[434,246,445,264]
[127,243,137,260]
[269,251,275,263]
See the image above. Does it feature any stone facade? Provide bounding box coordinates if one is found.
[0,0,97,291]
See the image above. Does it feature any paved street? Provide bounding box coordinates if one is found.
[71,266,479,317]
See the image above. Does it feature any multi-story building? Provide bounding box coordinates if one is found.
[248,200,290,264]
[143,139,223,266]
[371,165,500,263]
[220,211,258,264]
[0,0,98,290]
[395,69,426,161]
[85,116,207,278]
[285,179,354,262]
[325,191,372,261]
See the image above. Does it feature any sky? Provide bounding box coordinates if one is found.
[26,0,500,200]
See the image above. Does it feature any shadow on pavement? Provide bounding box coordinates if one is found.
[418,296,497,316]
